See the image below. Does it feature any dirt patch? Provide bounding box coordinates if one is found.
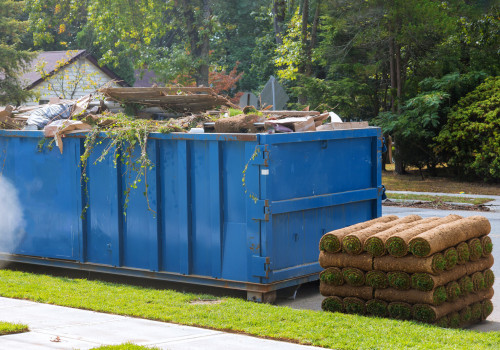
[189,299,223,305]
[383,200,491,211]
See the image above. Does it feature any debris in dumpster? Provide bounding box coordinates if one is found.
[44,120,92,153]
[25,103,74,130]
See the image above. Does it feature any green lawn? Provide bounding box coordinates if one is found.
[386,193,493,205]
[90,344,159,350]
[0,269,499,349]
[0,321,29,336]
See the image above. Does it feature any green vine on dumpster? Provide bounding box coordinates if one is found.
[242,146,261,204]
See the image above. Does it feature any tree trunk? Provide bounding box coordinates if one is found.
[197,0,211,87]
[305,0,320,77]
[297,0,309,105]
[389,36,396,114]
[395,43,402,113]
[273,0,286,45]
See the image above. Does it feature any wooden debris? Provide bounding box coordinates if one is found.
[265,116,316,132]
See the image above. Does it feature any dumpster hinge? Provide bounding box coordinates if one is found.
[250,199,270,221]
[251,256,271,278]
[251,145,269,167]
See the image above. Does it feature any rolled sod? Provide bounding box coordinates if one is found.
[468,238,483,261]
[387,271,411,290]
[319,215,399,253]
[385,215,462,257]
[363,217,439,257]
[471,302,482,322]
[459,276,474,295]
[445,281,461,302]
[481,235,493,256]
[375,287,447,305]
[366,299,388,317]
[448,312,460,328]
[410,265,467,292]
[321,296,343,313]
[471,271,486,292]
[342,267,365,286]
[343,215,422,255]
[482,299,493,320]
[456,242,470,265]
[412,288,493,323]
[444,247,458,271]
[435,315,449,328]
[319,282,373,299]
[343,297,366,315]
[387,302,412,320]
[465,255,494,274]
[374,253,445,274]
[320,267,344,286]
[408,216,491,258]
[459,305,472,324]
[318,251,373,271]
[484,269,495,289]
[365,270,388,289]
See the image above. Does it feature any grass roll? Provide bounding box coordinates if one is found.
[374,253,446,274]
[408,216,491,258]
[344,297,366,315]
[318,251,373,271]
[445,281,461,302]
[319,215,399,253]
[471,271,486,292]
[468,238,483,261]
[385,215,462,257]
[482,299,493,319]
[471,302,482,322]
[320,282,373,299]
[387,302,412,320]
[481,235,493,256]
[321,296,343,313]
[366,299,388,317]
[343,215,422,255]
[459,305,472,324]
[342,268,365,286]
[444,247,458,270]
[448,312,460,328]
[320,267,344,286]
[410,265,467,292]
[387,271,411,290]
[456,242,470,265]
[484,269,494,289]
[435,316,449,328]
[465,255,494,274]
[459,276,474,295]
[365,270,388,289]
[375,287,446,305]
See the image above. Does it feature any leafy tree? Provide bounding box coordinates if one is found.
[435,77,500,182]
[0,0,36,104]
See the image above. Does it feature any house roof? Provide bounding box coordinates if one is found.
[133,69,161,87]
[21,50,129,89]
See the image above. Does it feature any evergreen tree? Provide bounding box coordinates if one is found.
[0,0,36,105]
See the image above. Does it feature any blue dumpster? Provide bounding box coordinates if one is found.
[0,128,382,301]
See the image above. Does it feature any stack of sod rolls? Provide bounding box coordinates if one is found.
[319,214,494,328]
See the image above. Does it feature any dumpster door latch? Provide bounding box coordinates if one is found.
[250,199,270,222]
[251,256,271,279]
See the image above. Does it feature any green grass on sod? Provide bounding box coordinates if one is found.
[386,193,493,205]
[1,270,500,349]
[0,321,29,336]
[90,344,160,350]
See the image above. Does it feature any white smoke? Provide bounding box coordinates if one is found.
[0,175,26,264]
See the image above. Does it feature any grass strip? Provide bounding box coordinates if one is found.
[90,344,160,350]
[319,235,340,253]
[387,302,412,320]
[456,242,470,265]
[0,321,29,336]
[321,297,343,313]
[445,281,461,302]
[342,268,365,287]
[435,316,449,328]
[365,271,388,289]
[320,268,344,286]
[444,248,458,270]
[343,297,366,315]
[482,300,494,319]
[366,299,388,317]
[471,303,483,322]
[460,306,472,325]
[387,272,410,290]
[469,238,484,261]
[449,312,461,328]
[364,237,386,257]
[481,236,493,256]
[471,272,486,292]
[459,276,474,295]
[484,269,495,289]
[1,269,500,349]
[386,193,493,205]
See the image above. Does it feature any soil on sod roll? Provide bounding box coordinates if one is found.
[484,269,495,289]
[364,217,439,257]
[342,267,366,286]
[456,242,470,265]
[459,276,474,295]
[408,216,491,258]
[444,247,458,270]
[412,288,494,323]
[445,281,462,302]
[375,287,447,305]
[319,215,399,253]
[411,265,468,292]
[320,267,344,286]
[365,270,389,289]
[343,297,366,315]
[342,215,422,255]
[321,296,344,313]
[319,282,373,299]
[387,271,411,290]
[468,238,484,261]
[366,299,389,317]
[318,251,373,271]
[465,255,494,274]
[374,253,446,274]
[481,235,493,256]
[387,302,413,320]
